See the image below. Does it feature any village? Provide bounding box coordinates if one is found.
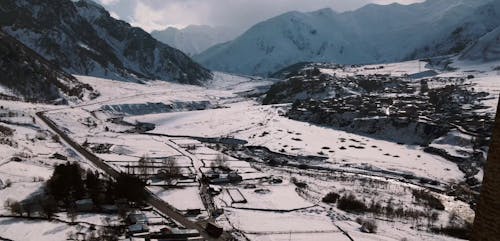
[275,68,493,182]
[0,62,495,240]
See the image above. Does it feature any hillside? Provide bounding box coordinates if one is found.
[0,0,212,84]
[0,30,97,103]
[195,0,500,76]
[460,26,500,62]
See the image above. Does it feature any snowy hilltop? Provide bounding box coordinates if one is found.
[195,0,500,76]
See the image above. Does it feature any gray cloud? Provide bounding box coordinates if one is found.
[96,0,424,32]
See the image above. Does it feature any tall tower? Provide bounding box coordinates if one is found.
[472,100,500,240]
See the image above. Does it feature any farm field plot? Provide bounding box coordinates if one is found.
[125,102,464,183]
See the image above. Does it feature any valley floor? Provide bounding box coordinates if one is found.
[0,59,498,240]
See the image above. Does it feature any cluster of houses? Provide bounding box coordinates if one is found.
[126,211,202,241]
[288,75,494,144]
[202,170,243,184]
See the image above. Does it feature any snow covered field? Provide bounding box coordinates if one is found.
[0,105,105,241]
[219,184,314,211]
[149,186,205,211]
[0,58,497,240]
[125,101,464,183]
[0,218,79,241]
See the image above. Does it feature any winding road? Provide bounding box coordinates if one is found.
[35,111,227,241]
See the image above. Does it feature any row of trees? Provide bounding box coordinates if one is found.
[4,196,57,219]
[322,190,471,238]
[136,156,180,182]
[323,192,441,227]
[46,162,147,206]
[4,162,148,219]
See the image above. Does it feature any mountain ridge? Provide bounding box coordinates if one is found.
[460,26,500,62]
[0,29,98,103]
[151,25,239,56]
[0,0,212,84]
[195,0,500,76]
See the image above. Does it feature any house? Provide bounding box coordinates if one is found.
[269,177,283,184]
[50,152,68,160]
[35,130,49,140]
[127,223,149,234]
[127,212,148,225]
[205,222,223,238]
[185,209,201,216]
[228,172,243,183]
[409,70,438,79]
[75,199,94,212]
[209,174,229,184]
[133,122,155,133]
[149,227,200,239]
[208,185,222,195]
[101,205,118,213]
[208,172,243,184]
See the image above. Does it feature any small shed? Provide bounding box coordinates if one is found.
[228,172,243,183]
[75,199,94,212]
[186,209,201,216]
[127,223,149,234]
[205,222,223,238]
[101,205,118,213]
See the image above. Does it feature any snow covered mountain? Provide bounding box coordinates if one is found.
[0,0,212,84]
[0,30,97,103]
[195,0,500,76]
[151,25,239,56]
[460,26,500,62]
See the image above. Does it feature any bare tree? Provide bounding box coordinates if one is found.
[161,158,179,182]
[67,206,78,224]
[429,211,439,228]
[40,196,58,220]
[4,199,23,216]
[24,201,35,217]
[138,155,149,177]
[213,154,228,170]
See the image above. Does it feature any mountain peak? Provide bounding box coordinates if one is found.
[152,24,239,56]
[76,0,105,9]
[311,8,337,16]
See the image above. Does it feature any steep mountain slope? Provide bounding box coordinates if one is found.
[0,0,212,84]
[460,26,500,62]
[0,30,97,103]
[407,0,500,60]
[151,25,239,56]
[195,8,368,76]
[195,0,500,76]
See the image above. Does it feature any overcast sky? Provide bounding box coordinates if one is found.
[96,0,424,32]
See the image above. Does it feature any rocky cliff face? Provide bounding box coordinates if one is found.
[0,0,212,84]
